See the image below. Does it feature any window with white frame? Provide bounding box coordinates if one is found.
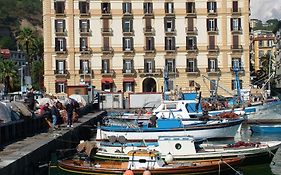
[80,37,88,51]
[123,19,132,32]
[165,59,175,73]
[102,59,109,73]
[144,2,153,14]
[144,59,154,73]
[123,2,132,14]
[123,37,133,51]
[56,60,65,74]
[55,38,66,51]
[124,82,133,92]
[56,83,66,93]
[123,60,132,73]
[207,19,217,31]
[165,2,174,14]
[80,60,89,74]
[207,1,217,13]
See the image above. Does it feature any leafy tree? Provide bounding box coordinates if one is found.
[0,59,18,93]
[30,36,43,60]
[0,36,16,50]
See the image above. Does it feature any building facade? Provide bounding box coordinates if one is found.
[43,0,250,97]
[275,29,281,88]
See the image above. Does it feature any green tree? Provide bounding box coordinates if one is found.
[16,27,36,75]
[30,36,44,60]
[0,59,18,93]
[0,36,16,50]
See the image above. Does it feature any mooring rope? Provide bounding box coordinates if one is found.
[267,146,276,165]
[221,159,242,175]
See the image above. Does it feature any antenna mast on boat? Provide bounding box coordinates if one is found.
[164,66,169,100]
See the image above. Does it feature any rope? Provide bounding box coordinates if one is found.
[267,146,276,165]
[222,160,242,175]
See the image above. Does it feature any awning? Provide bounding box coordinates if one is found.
[123,77,135,83]
[55,79,67,83]
[101,77,114,84]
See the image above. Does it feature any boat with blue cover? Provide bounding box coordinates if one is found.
[96,118,243,142]
[250,124,281,133]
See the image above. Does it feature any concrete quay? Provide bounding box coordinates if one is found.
[0,111,104,175]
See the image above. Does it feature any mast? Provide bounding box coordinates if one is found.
[163,66,169,100]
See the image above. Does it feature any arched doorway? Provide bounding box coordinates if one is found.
[143,78,156,92]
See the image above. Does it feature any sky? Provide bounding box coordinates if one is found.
[250,0,281,22]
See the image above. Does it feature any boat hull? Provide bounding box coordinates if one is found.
[250,125,281,133]
[96,120,243,141]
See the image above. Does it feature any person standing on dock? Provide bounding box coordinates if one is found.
[65,99,74,128]
[51,102,60,130]
[26,88,36,111]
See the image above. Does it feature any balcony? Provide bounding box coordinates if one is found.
[144,47,156,54]
[207,45,219,53]
[165,12,175,17]
[186,68,200,76]
[123,48,135,54]
[185,27,198,35]
[231,28,243,34]
[186,46,198,53]
[138,68,162,76]
[122,69,136,76]
[54,70,69,77]
[207,9,217,16]
[101,28,113,36]
[206,68,221,75]
[123,30,134,36]
[186,10,196,18]
[101,69,115,77]
[231,45,243,52]
[55,28,67,36]
[80,10,90,17]
[101,47,114,54]
[55,49,68,55]
[79,69,92,75]
[207,28,219,35]
[55,11,65,17]
[101,10,112,19]
[165,29,176,35]
[167,68,179,77]
[232,8,242,16]
[165,47,176,53]
[80,28,91,36]
[80,48,92,54]
[143,12,154,18]
[143,27,155,35]
[230,67,245,75]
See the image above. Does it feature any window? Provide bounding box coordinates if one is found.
[80,37,88,51]
[186,37,197,50]
[208,59,217,71]
[165,37,175,50]
[54,1,65,14]
[268,40,273,47]
[123,19,133,32]
[102,59,110,73]
[259,40,263,47]
[165,2,174,14]
[232,80,242,90]
[165,18,175,32]
[123,60,133,73]
[144,2,153,14]
[232,58,241,69]
[165,59,175,73]
[145,37,155,50]
[123,37,133,51]
[123,2,132,14]
[101,3,111,14]
[55,38,66,51]
[207,1,217,13]
[232,1,238,12]
[79,1,89,14]
[186,2,195,13]
[231,18,241,31]
[187,59,197,72]
[56,60,65,74]
[55,19,65,33]
[80,20,90,33]
[55,82,66,93]
[144,59,154,73]
[124,82,134,92]
[207,19,217,31]
[80,60,89,74]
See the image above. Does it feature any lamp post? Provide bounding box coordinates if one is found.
[18,65,26,94]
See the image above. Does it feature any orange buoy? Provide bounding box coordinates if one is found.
[143,170,151,175]
[123,169,134,175]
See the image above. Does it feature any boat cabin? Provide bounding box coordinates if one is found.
[127,150,165,169]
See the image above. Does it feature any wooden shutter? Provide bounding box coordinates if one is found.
[231,18,233,31]
[188,18,193,31]
[233,35,239,47]
[209,36,215,48]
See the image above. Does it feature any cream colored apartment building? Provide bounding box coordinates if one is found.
[43,0,250,97]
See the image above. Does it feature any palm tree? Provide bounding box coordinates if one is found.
[16,27,36,75]
[30,36,44,61]
[0,60,17,93]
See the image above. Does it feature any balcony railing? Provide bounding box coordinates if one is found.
[138,68,162,76]
[185,27,198,35]
[123,30,135,36]
[123,48,135,54]
[230,66,245,74]
[232,8,242,16]
[101,47,114,54]
[55,49,68,55]
[55,28,67,36]
[122,69,136,76]
[80,11,90,17]
[186,9,196,17]
[80,28,91,36]
[143,27,155,35]
[101,28,113,36]
[144,46,156,53]
[80,48,92,54]
[207,9,217,16]
[231,45,243,52]
[186,46,198,53]
[207,45,219,52]
[186,68,200,75]
[206,68,221,75]
[101,69,115,76]
[165,29,176,35]
[54,70,69,76]
[79,69,92,75]
[165,47,176,53]
[207,27,219,34]
[101,10,112,18]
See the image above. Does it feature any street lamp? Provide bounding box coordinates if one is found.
[18,65,26,94]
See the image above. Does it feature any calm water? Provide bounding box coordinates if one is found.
[236,124,281,175]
